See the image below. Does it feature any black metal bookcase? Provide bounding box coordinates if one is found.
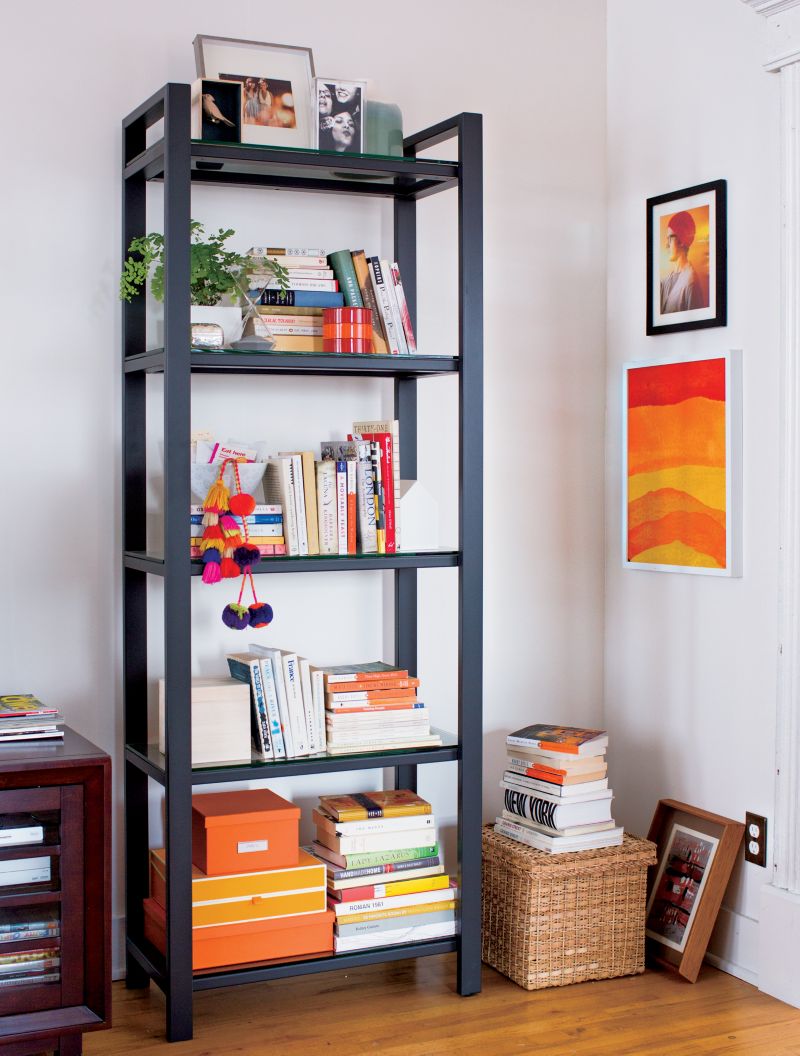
[121,83,483,1042]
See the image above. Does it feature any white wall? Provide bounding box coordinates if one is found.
[1,0,607,973]
[606,0,780,982]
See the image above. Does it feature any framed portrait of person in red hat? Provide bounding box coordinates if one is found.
[646,180,726,335]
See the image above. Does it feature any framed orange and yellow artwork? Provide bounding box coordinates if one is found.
[646,180,726,335]
[622,350,741,575]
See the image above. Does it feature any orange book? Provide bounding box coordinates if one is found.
[525,766,608,786]
[326,688,417,702]
[326,677,420,693]
[326,703,422,715]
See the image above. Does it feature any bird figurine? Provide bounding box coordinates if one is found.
[202,94,235,127]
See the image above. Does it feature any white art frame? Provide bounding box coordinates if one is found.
[314,78,367,154]
[194,35,316,149]
[622,348,742,576]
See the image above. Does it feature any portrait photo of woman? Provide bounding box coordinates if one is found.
[315,78,365,153]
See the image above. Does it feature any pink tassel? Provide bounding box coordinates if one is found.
[202,562,222,584]
[219,514,238,531]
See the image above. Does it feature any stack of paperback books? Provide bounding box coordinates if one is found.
[0,696,64,744]
[190,502,286,558]
[495,724,623,854]
[320,664,441,755]
[308,790,456,953]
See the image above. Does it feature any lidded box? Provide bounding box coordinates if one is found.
[191,789,300,876]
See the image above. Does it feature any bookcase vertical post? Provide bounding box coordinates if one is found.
[456,112,483,997]
[122,112,150,990]
[161,83,194,1043]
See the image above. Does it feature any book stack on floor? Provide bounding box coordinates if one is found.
[320,663,441,754]
[190,503,286,558]
[307,790,456,953]
[144,789,334,970]
[495,724,623,854]
[0,696,64,744]
[248,247,417,357]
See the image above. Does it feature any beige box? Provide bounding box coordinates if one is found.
[157,678,251,766]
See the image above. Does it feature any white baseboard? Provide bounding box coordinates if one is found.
[758,884,800,1007]
[705,904,759,986]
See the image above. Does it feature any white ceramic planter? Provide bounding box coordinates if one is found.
[190,305,244,346]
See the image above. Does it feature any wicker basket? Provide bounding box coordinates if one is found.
[481,825,657,990]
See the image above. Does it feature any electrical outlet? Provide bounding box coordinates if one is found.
[744,812,767,867]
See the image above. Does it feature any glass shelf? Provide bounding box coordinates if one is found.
[123,348,459,377]
[124,549,461,576]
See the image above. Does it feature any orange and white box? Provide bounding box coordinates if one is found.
[191,788,300,875]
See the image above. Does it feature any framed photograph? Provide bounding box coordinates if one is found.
[193,36,315,148]
[645,800,744,982]
[190,79,241,144]
[646,179,726,335]
[622,349,742,576]
[315,78,366,154]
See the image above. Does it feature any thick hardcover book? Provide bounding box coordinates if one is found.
[315,827,437,855]
[277,452,309,556]
[259,289,345,308]
[335,907,455,939]
[225,654,273,760]
[331,873,449,902]
[263,458,300,556]
[500,783,612,829]
[499,811,616,839]
[494,817,624,854]
[256,654,286,758]
[247,645,296,757]
[327,249,364,308]
[310,841,438,869]
[312,808,436,837]
[331,883,456,918]
[280,651,309,756]
[501,773,609,798]
[316,460,338,555]
[335,896,456,926]
[318,789,430,821]
[502,772,614,806]
[367,257,401,354]
[333,918,456,952]
[352,431,395,552]
[353,419,401,550]
[298,658,318,755]
[351,249,388,353]
[353,439,378,553]
[506,724,608,756]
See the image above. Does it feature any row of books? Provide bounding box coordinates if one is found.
[227,657,441,762]
[308,790,455,954]
[0,907,59,945]
[0,946,60,987]
[0,696,64,744]
[190,504,287,558]
[495,724,623,854]
[246,247,417,356]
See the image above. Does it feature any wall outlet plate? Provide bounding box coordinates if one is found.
[745,812,767,867]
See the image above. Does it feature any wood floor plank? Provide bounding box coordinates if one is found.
[79,956,800,1056]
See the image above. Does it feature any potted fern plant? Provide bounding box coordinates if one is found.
[120,221,287,346]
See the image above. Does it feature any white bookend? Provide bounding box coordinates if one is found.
[248,645,296,757]
[298,658,317,754]
[336,461,348,555]
[316,460,338,555]
[381,259,409,355]
[264,458,300,556]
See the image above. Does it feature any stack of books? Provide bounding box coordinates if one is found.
[0,696,64,744]
[320,664,440,754]
[190,502,286,558]
[247,248,417,356]
[495,724,623,854]
[308,790,457,953]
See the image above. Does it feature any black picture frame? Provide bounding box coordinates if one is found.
[646,179,727,336]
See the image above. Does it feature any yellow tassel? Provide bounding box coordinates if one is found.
[199,537,225,553]
[204,479,230,513]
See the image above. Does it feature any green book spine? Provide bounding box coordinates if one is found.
[327,250,364,308]
[338,844,438,869]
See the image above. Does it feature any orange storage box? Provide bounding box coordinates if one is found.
[149,847,326,925]
[191,788,300,875]
[143,898,335,970]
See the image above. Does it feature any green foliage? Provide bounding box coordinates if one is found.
[120,221,289,306]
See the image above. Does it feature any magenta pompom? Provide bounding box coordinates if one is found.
[248,602,273,628]
[202,562,222,584]
[221,603,250,629]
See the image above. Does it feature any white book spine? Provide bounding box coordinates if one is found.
[389,263,417,354]
[328,829,438,854]
[265,460,299,556]
[336,461,348,556]
[283,654,309,756]
[258,647,295,757]
[327,814,436,836]
[334,887,455,916]
[258,658,286,759]
[381,259,409,355]
[255,279,339,291]
[316,461,338,555]
[298,658,317,754]
[354,443,377,553]
[311,667,327,752]
[290,454,308,556]
[367,258,400,354]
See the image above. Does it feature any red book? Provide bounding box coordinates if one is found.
[354,432,395,553]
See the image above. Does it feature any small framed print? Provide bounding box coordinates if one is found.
[645,800,744,982]
[315,78,366,154]
[622,349,742,576]
[646,180,727,335]
[190,79,241,144]
[194,36,315,148]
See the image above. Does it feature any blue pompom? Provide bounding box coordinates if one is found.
[248,602,273,628]
[221,603,250,630]
[202,548,222,564]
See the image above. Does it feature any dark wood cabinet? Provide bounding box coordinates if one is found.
[0,728,110,1054]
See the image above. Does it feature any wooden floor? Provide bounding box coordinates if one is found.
[78,956,800,1056]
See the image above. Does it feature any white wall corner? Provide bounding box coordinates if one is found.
[758,885,800,1005]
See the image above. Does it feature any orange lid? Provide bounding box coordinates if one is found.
[192,789,300,827]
